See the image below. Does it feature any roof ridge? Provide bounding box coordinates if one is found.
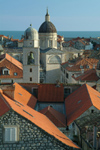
[5,53,23,70]
[48,107,66,127]
[76,69,95,80]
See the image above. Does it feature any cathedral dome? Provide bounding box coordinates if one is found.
[24,24,38,40]
[38,9,57,33]
[39,21,57,33]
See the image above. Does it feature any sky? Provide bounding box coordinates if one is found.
[0,0,100,31]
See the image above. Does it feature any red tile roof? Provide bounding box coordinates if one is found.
[63,40,75,47]
[72,69,99,81]
[65,84,100,126]
[2,53,22,70]
[40,106,66,127]
[18,38,24,43]
[38,84,64,102]
[0,90,10,117]
[72,37,81,41]
[0,35,9,39]
[0,53,23,78]
[11,38,19,42]
[79,39,89,46]
[3,82,37,109]
[62,58,99,72]
[0,90,79,149]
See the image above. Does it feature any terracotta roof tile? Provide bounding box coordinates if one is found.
[38,84,64,102]
[0,35,9,39]
[73,69,99,81]
[0,90,79,149]
[40,106,66,127]
[18,38,24,43]
[0,90,10,117]
[65,84,100,125]
[3,83,37,109]
[0,53,23,79]
[0,53,23,70]
[11,38,19,42]
[62,58,99,72]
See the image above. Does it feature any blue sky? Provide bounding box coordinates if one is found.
[0,0,100,31]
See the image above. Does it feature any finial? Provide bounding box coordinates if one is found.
[30,24,32,27]
[46,7,49,15]
[45,7,50,21]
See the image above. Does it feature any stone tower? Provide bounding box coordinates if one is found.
[23,24,40,83]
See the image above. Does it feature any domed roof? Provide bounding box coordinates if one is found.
[39,21,57,33]
[24,24,38,40]
[38,9,57,33]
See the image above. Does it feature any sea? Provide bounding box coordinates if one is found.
[0,31,100,40]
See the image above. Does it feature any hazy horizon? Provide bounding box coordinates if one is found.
[0,0,100,31]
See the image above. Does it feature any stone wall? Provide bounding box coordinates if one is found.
[0,109,75,150]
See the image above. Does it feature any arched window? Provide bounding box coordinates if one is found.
[49,55,61,64]
[27,52,35,65]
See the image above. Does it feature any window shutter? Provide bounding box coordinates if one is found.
[10,128,17,141]
[5,128,10,142]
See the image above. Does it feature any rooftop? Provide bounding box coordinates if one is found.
[61,58,99,72]
[65,84,100,126]
[0,87,79,149]
[40,106,66,127]
[38,84,64,102]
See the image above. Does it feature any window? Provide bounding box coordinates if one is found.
[4,126,18,143]
[27,52,35,65]
[64,88,70,94]
[32,88,38,98]
[49,40,52,47]
[91,109,94,113]
[61,67,63,72]
[14,72,17,76]
[4,70,9,75]
[80,65,83,69]
[30,77,32,81]
[30,68,32,72]
[66,73,68,78]
[87,65,89,68]
[78,100,82,104]
[2,68,9,75]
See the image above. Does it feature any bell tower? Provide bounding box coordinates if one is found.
[23,25,40,83]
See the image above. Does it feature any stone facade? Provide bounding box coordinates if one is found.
[39,33,57,49]
[0,109,75,150]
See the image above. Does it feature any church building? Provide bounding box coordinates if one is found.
[22,9,67,83]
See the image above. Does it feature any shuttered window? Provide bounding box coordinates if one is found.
[5,127,17,142]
